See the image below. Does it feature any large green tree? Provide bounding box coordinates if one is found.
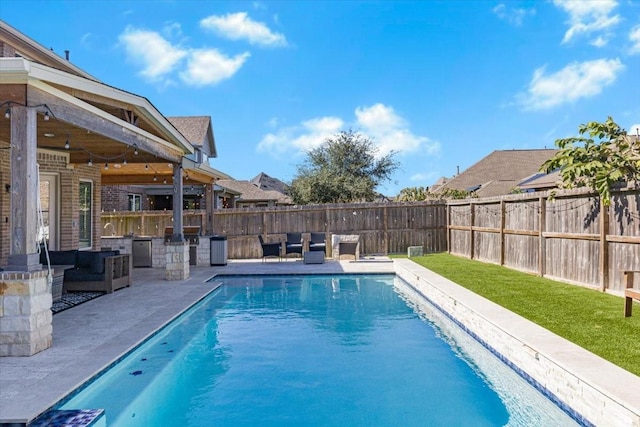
[541,117,640,206]
[288,130,399,204]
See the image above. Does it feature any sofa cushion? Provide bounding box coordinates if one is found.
[41,250,78,266]
[76,251,106,274]
[64,269,105,282]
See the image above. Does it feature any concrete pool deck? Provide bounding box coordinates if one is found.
[0,257,638,426]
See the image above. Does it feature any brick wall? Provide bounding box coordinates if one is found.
[0,150,105,264]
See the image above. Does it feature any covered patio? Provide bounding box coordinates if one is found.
[0,20,226,358]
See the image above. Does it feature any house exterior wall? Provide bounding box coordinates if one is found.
[0,150,104,265]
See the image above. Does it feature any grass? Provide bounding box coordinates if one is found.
[397,252,640,377]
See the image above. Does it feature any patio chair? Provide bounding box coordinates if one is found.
[285,233,303,257]
[309,232,327,254]
[258,235,281,262]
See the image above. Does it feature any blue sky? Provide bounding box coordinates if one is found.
[2,0,639,196]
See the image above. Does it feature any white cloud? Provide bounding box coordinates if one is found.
[629,123,640,137]
[200,12,287,47]
[629,25,640,55]
[162,22,183,38]
[553,0,620,45]
[590,35,608,47]
[180,49,250,86]
[492,3,536,26]
[80,32,93,49]
[517,58,624,110]
[355,104,439,156]
[257,103,440,159]
[119,26,249,87]
[257,117,344,154]
[119,27,187,80]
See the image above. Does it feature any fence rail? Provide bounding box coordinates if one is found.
[100,187,639,293]
[447,187,639,293]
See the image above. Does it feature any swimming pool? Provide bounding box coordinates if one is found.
[57,274,579,426]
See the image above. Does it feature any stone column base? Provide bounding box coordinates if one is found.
[0,270,52,356]
[165,241,190,281]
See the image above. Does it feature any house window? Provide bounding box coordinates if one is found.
[79,180,92,249]
[128,194,142,211]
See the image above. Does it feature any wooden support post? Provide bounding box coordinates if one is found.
[470,203,475,259]
[446,204,451,254]
[499,200,505,266]
[7,106,41,271]
[171,165,184,242]
[383,205,388,255]
[599,198,609,292]
[539,197,546,278]
[624,271,640,317]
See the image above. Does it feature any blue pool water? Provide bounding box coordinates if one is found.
[60,275,579,426]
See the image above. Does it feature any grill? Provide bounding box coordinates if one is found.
[164,226,200,244]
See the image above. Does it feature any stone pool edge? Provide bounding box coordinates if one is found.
[394,258,640,427]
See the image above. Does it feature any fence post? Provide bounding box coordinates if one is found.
[383,205,389,255]
[446,204,451,254]
[599,198,609,291]
[470,203,475,259]
[499,200,505,265]
[538,196,546,278]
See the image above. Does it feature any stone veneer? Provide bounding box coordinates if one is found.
[165,242,190,281]
[394,260,640,427]
[0,270,52,356]
[331,234,360,260]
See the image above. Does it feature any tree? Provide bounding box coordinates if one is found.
[288,130,399,204]
[397,186,428,202]
[541,117,640,206]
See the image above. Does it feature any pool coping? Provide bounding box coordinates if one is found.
[394,259,640,427]
[1,258,638,426]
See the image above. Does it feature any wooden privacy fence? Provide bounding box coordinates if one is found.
[101,211,206,237]
[448,187,639,294]
[211,202,448,259]
[99,187,638,293]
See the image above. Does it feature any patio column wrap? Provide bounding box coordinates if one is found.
[165,241,189,281]
[0,270,53,356]
[7,106,41,271]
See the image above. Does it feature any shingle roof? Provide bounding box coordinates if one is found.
[167,116,211,147]
[434,149,559,198]
[251,172,289,194]
[216,180,293,204]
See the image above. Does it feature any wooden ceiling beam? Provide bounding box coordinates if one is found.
[27,86,184,163]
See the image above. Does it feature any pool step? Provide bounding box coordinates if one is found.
[29,409,105,427]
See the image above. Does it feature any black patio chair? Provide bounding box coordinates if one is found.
[309,232,326,254]
[285,233,303,257]
[258,235,281,262]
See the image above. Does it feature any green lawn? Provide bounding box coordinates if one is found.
[398,252,640,377]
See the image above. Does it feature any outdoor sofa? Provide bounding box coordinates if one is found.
[40,249,131,294]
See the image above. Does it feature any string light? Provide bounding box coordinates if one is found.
[88,158,93,167]
[64,135,70,150]
[104,162,109,170]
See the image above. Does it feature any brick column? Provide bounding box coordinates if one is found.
[0,270,52,356]
[165,241,189,281]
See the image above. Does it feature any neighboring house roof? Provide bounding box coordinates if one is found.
[433,149,559,198]
[167,116,217,158]
[517,170,561,191]
[251,172,289,194]
[217,180,293,205]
